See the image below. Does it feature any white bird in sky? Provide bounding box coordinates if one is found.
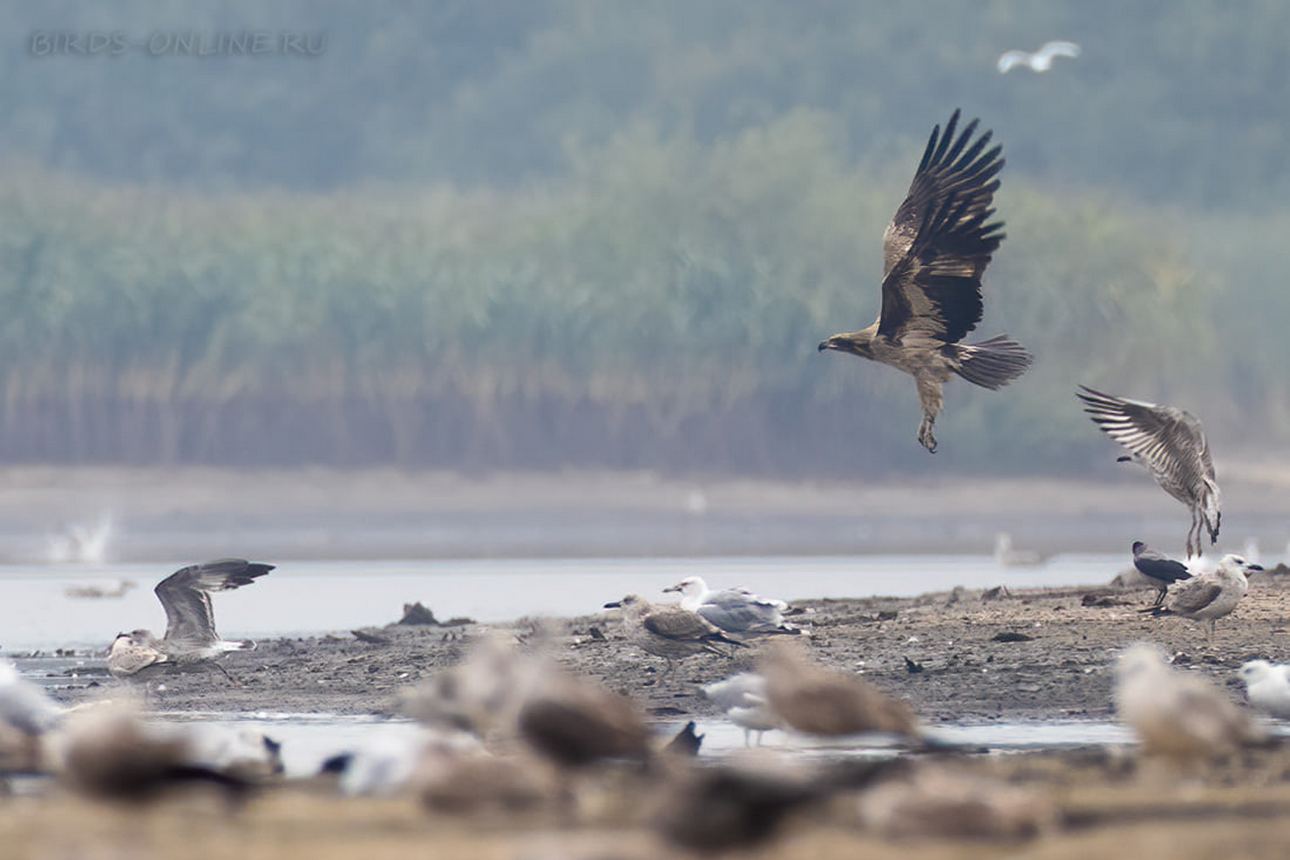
[997,41,1081,74]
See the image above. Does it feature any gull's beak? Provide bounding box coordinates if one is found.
[602,601,622,609]
[1248,563,1265,572]
[1116,455,1132,463]
[661,584,681,594]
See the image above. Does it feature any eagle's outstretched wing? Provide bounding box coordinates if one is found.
[877,110,1005,345]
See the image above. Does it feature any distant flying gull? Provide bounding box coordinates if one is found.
[1131,540,1192,607]
[1077,385,1221,558]
[1238,660,1290,719]
[107,558,274,682]
[603,594,746,676]
[1153,554,1261,637]
[997,41,1081,74]
[663,576,800,636]
[1115,643,1265,763]
[819,109,1032,453]
[702,672,779,746]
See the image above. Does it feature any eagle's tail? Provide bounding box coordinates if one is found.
[953,335,1033,390]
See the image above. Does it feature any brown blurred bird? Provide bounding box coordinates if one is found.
[516,672,652,769]
[759,642,919,739]
[819,109,1031,453]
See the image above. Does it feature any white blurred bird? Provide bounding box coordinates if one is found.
[997,41,1081,73]
[1238,660,1290,719]
[702,672,779,746]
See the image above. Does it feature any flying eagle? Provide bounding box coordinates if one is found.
[819,109,1033,453]
[1077,385,1221,558]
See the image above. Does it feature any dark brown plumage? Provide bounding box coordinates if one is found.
[819,109,1031,453]
[516,676,651,769]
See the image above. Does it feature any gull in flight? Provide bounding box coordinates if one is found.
[107,558,274,682]
[997,41,1081,73]
[663,576,801,636]
[603,594,746,676]
[1152,554,1261,638]
[1238,660,1290,719]
[819,109,1031,453]
[1115,643,1265,763]
[1078,385,1221,558]
[1130,540,1192,607]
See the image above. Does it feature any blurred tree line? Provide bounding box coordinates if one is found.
[0,0,1282,473]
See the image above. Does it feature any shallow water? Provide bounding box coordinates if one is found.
[0,553,1125,652]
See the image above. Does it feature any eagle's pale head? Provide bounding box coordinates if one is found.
[818,329,875,359]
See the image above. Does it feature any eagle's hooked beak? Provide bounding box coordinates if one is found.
[818,338,834,353]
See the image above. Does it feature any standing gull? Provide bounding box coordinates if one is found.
[1131,540,1192,607]
[603,595,746,676]
[1115,643,1265,763]
[1077,385,1221,558]
[996,41,1081,73]
[1153,554,1261,637]
[663,577,800,636]
[819,109,1032,453]
[107,558,274,682]
[702,672,779,746]
[1,661,63,771]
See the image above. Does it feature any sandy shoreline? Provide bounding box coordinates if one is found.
[43,572,1290,723]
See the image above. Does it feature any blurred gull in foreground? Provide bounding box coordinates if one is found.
[0,661,63,771]
[107,558,275,682]
[1115,643,1265,763]
[1152,554,1261,637]
[758,642,920,741]
[1239,660,1290,719]
[663,576,801,637]
[996,41,1080,73]
[702,672,779,746]
[604,594,746,676]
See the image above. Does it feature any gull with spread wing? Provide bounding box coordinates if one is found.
[107,558,274,682]
[1078,386,1220,557]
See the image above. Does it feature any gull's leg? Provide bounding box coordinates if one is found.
[211,661,241,687]
[915,376,943,454]
[1151,588,1166,608]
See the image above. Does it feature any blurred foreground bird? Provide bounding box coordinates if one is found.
[996,41,1081,73]
[703,672,779,746]
[819,109,1031,453]
[604,595,747,676]
[1078,386,1220,558]
[663,721,704,757]
[758,643,920,740]
[0,661,63,772]
[663,576,801,636]
[1238,660,1290,719]
[1131,540,1192,607]
[1115,643,1265,763]
[516,670,652,770]
[1153,554,1260,637]
[857,762,1056,839]
[53,700,257,802]
[107,558,274,682]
